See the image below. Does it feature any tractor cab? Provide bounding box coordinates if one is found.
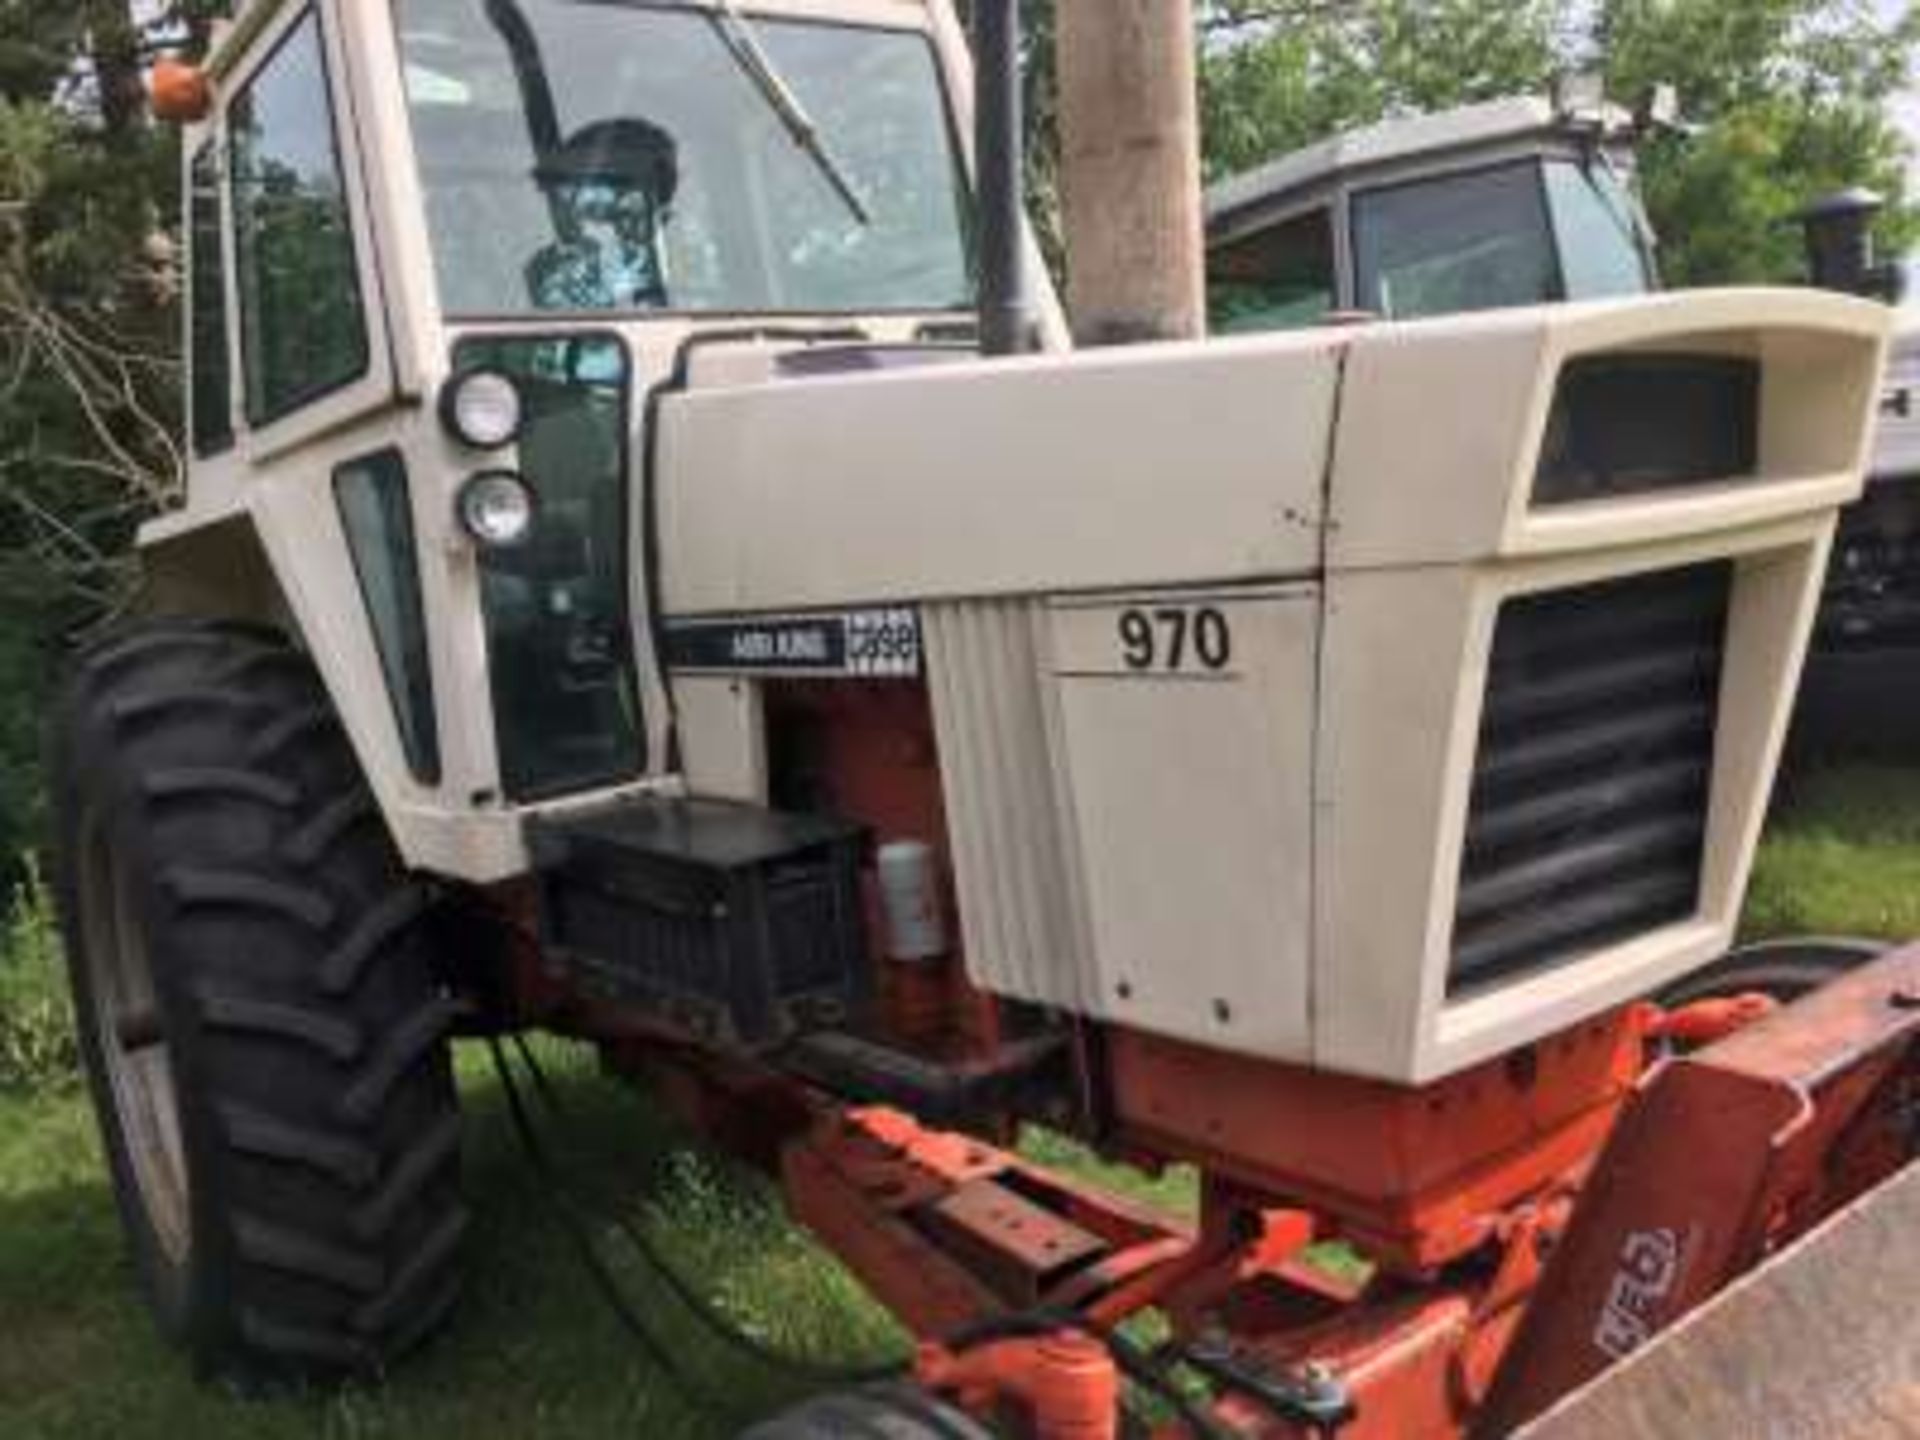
[1205,92,1659,332]
[161,0,1017,858]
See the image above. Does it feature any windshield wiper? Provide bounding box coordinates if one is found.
[708,0,870,227]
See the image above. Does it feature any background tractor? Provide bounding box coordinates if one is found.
[45,2,1910,1435]
[1205,87,1662,331]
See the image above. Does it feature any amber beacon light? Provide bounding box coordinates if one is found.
[150,59,212,124]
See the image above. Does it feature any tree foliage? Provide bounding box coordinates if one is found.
[0,2,207,875]
[1200,0,1566,176]
[1603,0,1920,282]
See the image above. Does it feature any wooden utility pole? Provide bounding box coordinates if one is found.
[1054,0,1206,345]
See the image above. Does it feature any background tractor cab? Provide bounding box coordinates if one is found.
[1203,82,1665,333]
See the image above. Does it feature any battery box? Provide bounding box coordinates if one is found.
[530,797,870,1048]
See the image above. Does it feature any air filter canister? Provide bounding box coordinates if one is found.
[877,840,949,963]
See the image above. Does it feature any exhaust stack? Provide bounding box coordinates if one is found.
[1799,187,1903,302]
[973,0,1031,356]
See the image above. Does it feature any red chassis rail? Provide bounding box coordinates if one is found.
[603,945,1920,1439]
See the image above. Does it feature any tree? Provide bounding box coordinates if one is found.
[1601,0,1920,282]
[1200,0,1565,177]
[0,3,209,879]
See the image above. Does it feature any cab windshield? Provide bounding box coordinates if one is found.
[1352,157,1650,319]
[396,0,973,317]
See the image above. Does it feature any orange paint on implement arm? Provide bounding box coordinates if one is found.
[918,1331,1119,1440]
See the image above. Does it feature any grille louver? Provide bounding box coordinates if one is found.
[1449,563,1733,994]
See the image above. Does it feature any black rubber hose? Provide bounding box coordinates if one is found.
[506,1037,1232,1435]
[486,1035,743,1421]
[507,1034,910,1387]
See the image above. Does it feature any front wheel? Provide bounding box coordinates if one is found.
[51,617,466,1387]
[739,1383,999,1438]
[1659,937,1889,1009]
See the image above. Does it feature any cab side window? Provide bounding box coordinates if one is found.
[229,10,369,426]
[188,141,233,456]
[335,451,441,784]
[1208,209,1336,334]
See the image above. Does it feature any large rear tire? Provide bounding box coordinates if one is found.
[51,617,465,1387]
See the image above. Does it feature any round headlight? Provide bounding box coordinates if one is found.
[456,471,537,549]
[441,370,524,450]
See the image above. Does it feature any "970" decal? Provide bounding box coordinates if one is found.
[1118,606,1233,673]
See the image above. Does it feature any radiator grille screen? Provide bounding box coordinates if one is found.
[1449,562,1732,994]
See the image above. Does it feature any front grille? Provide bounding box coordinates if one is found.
[1449,563,1733,994]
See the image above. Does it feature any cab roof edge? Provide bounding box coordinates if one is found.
[207,0,939,82]
[207,0,289,81]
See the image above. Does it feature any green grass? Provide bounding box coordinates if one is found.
[0,1041,907,1440]
[1745,763,1920,941]
[0,856,76,1093]
[2,759,1915,1437]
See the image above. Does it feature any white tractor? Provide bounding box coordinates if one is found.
[47,3,1896,1431]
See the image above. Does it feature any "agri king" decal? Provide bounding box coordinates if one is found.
[665,608,921,679]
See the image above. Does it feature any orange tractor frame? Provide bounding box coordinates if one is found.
[554,935,1915,1438]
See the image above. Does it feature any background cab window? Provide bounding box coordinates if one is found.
[1208,209,1336,333]
[1352,162,1560,319]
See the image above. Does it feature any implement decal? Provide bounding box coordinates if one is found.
[1593,1226,1685,1359]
